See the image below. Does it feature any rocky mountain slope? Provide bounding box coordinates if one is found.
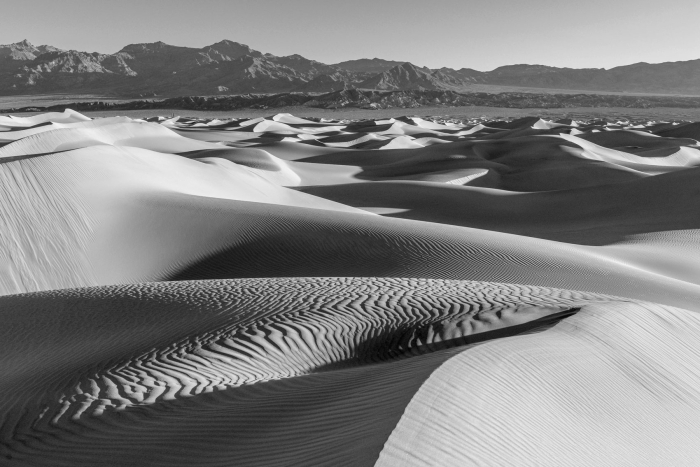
[357,62,470,91]
[2,39,700,97]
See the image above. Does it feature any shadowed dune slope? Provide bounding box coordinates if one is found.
[162,196,700,311]
[298,167,700,245]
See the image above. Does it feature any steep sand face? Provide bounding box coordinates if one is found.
[378,300,700,467]
[1,110,700,465]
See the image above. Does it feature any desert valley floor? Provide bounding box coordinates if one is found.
[1,109,700,466]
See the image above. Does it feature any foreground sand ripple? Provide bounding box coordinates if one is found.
[2,278,700,466]
[0,277,617,465]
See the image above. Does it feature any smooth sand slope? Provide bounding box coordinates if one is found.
[1,110,700,465]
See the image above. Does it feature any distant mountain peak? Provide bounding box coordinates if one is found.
[214,39,242,45]
[119,41,177,54]
[0,40,42,61]
[332,58,406,74]
[203,40,262,60]
[207,39,254,49]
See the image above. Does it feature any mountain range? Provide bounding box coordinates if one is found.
[3,39,700,97]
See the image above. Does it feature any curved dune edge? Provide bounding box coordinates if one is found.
[0,277,615,465]
[378,300,700,466]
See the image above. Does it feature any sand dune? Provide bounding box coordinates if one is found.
[0,277,633,465]
[0,109,91,129]
[1,110,700,465]
[378,300,700,467]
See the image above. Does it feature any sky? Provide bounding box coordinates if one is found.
[4,0,700,71]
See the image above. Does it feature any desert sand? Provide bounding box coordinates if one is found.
[1,109,700,466]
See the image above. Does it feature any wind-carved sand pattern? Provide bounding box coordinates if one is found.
[1,110,700,466]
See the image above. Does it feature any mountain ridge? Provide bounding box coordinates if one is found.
[3,39,700,96]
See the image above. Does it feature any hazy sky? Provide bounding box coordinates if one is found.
[4,0,700,71]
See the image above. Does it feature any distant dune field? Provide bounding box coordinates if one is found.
[1,109,700,466]
[10,103,700,122]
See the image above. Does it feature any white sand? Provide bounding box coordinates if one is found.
[1,110,699,465]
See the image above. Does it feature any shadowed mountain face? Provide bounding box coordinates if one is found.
[3,39,700,96]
